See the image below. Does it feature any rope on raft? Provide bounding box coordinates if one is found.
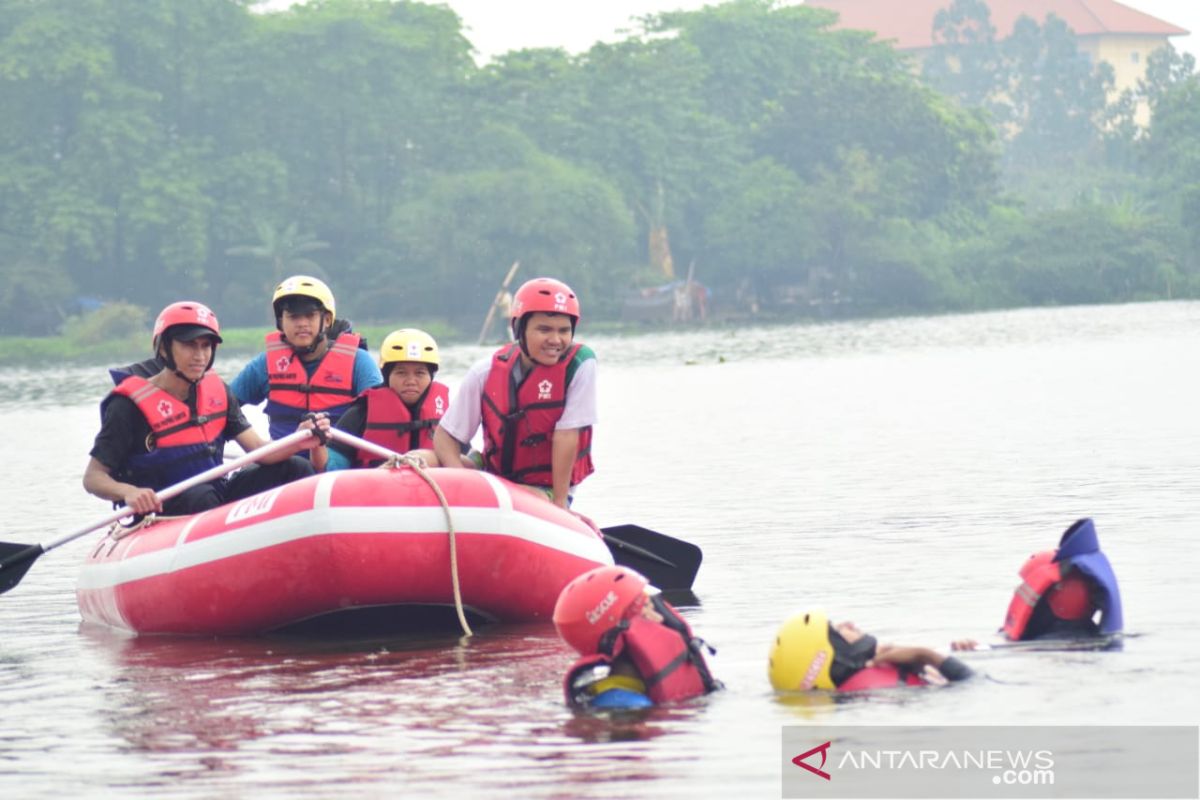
[380,453,473,637]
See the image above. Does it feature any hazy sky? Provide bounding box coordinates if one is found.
[443,0,1199,62]
[259,1,1199,62]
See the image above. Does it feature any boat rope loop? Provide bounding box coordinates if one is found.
[380,454,474,637]
[109,513,160,541]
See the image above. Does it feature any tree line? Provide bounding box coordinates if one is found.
[1,0,1197,337]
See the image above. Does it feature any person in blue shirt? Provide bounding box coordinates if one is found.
[230,275,382,442]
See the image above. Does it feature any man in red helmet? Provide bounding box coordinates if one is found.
[84,301,329,516]
[553,565,720,709]
[433,277,596,509]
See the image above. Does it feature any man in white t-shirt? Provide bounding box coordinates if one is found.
[434,277,596,508]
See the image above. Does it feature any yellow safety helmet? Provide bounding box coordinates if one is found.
[768,610,837,692]
[379,328,440,369]
[272,275,336,320]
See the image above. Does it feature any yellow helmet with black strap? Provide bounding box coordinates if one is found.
[769,610,837,691]
[272,275,335,321]
[379,328,439,378]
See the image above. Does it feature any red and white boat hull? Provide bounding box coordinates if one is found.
[76,468,613,635]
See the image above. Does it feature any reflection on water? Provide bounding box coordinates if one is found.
[3,301,1200,798]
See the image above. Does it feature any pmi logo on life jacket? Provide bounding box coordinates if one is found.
[275,356,291,372]
[792,741,833,781]
[537,379,553,400]
[156,399,174,419]
[586,589,619,625]
[434,395,445,416]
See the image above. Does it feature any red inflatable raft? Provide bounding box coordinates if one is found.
[76,467,613,635]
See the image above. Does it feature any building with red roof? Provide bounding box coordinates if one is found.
[806,0,1189,124]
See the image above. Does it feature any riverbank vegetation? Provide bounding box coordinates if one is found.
[1,0,1197,352]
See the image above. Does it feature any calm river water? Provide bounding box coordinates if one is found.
[2,301,1199,798]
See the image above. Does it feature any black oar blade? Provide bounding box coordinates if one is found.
[601,524,702,591]
[0,542,45,595]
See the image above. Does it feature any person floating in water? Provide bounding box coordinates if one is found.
[553,565,721,710]
[768,610,975,693]
[1002,517,1123,642]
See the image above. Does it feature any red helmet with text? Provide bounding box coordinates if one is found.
[510,277,580,342]
[553,565,650,655]
[151,301,222,353]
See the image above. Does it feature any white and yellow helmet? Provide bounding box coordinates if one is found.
[379,328,440,373]
[272,275,335,320]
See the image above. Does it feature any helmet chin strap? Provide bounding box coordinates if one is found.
[514,317,531,359]
[283,314,328,356]
[513,315,577,361]
[160,337,214,386]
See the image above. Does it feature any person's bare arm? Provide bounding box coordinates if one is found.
[550,428,580,509]
[83,457,161,514]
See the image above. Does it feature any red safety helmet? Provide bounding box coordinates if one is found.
[553,565,649,655]
[511,277,580,321]
[1046,573,1094,621]
[151,301,222,354]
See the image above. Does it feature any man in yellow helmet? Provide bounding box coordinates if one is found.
[768,610,975,693]
[319,329,465,470]
[231,275,382,442]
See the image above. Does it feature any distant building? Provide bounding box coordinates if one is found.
[805,0,1188,125]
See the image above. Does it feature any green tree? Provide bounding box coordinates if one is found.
[922,0,1011,127]
[1003,15,1113,170]
[387,143,637,325]
[225,221,331,287]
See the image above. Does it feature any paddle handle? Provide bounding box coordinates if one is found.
[43,429,314,554]
[327,428,405,463]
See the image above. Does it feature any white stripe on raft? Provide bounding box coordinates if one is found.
[314,470,337,510]
[480,471,515,513]
[75,504,612,591]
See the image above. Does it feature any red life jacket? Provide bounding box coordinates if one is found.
[264,330,360,438]
[355,382,449,466]
[837,664,926,692]
[479,342,594,487]
[1002,551,1062,641]
[562,595,719,706]
[106,373,228,490]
